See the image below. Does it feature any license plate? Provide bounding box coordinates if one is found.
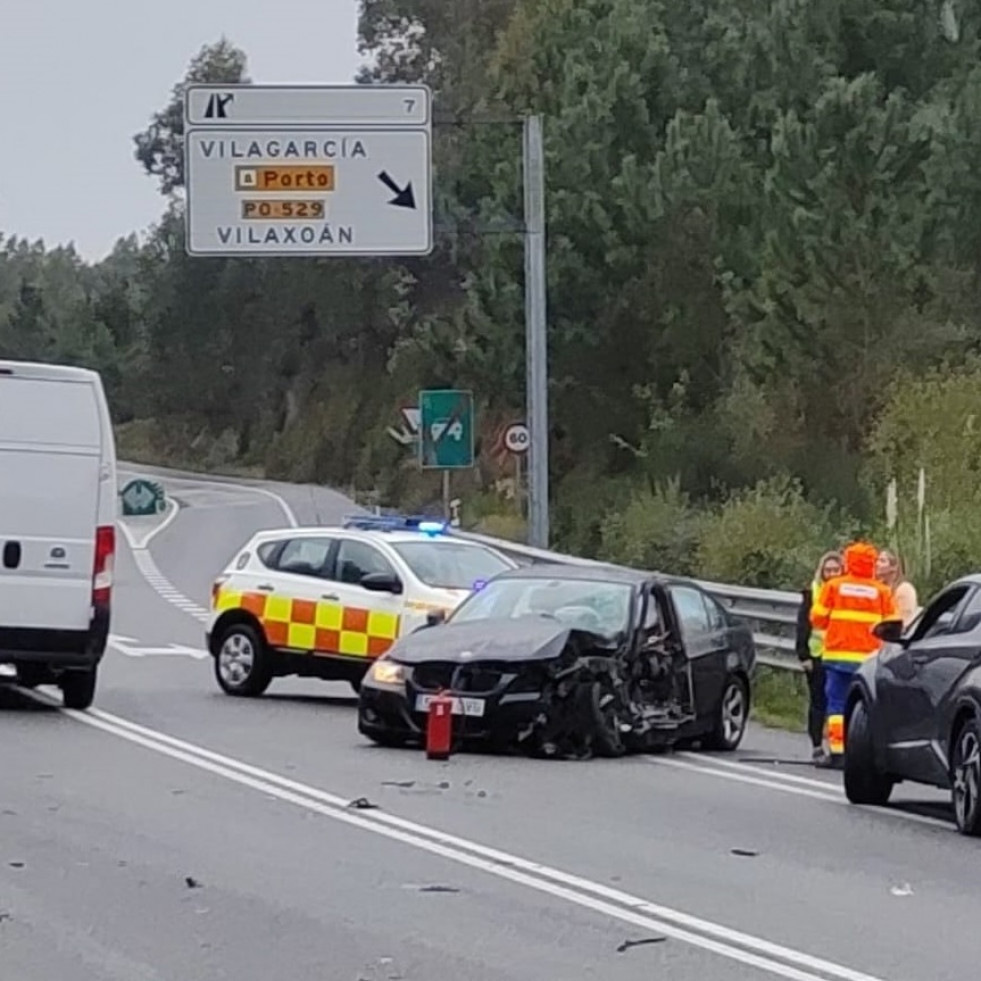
[415,694,485,718]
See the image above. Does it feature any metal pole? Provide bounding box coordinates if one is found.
[442,469,451,521]
[523,115,549,548]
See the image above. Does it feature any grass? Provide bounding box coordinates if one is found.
[750,665,809,733]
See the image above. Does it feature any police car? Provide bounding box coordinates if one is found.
[206,515,518,697]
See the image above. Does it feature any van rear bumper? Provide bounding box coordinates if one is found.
[0,606,109,667]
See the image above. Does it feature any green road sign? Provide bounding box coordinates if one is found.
[418,389,475,469]
[120,478,166,517]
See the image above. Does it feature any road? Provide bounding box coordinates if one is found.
[2,464,978,981]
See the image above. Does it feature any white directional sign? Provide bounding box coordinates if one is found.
[183,84,433,258]
[504,423,530,454]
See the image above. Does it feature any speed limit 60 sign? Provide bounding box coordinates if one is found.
[504,422,529,454]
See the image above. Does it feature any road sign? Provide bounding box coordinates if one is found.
[183,84,433,258]
[504,423,529,454]
[120,479,166,517]
[419,390,475,470]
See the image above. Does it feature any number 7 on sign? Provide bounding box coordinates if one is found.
[404,99,416,113]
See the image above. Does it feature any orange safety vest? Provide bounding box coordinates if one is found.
[810,543,896,667]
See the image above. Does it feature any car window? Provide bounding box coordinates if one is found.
[275,538,334,578]
[705,595,728,631]
[951,586,981,635]
[913,585,971,641]
[388,540,512,590]
[257,541,283,569]
[450,576,633,639]
[335,539,396,585]
[671,586,712,635]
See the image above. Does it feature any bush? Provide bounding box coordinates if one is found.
[596,477,701,575]
[694,475,850,589]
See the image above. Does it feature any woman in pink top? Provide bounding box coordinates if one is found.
[875,549,919,626]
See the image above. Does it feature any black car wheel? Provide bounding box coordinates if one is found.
[215,623,273,697]
[951,716,981,837]
[704,674,749,751]
[843,698,893,806]
[60,667,97,710]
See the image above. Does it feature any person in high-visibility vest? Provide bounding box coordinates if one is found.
[795,550,843,763]
[810,541,897,768]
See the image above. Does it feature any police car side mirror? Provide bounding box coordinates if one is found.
[873,619,905,645]
[360,572,404,595]
[425,609,447,627]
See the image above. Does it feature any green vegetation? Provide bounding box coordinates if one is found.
[4,4,981,620]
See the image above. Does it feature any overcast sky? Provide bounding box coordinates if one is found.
[0,0,361,263]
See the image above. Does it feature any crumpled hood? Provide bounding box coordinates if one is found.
[386,615,608,666]
[844,542,877,579]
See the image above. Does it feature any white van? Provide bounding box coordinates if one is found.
[0,359,117,708]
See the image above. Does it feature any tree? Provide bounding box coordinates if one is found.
[133,38,249,196]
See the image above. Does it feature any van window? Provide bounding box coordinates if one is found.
[0,377,101,448]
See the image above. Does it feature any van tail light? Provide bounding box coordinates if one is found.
[212,575,229,608]
[92,525,115,607]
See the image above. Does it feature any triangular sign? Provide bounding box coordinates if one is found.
[401,407,421,433]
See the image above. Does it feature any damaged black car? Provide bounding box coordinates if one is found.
[356,563,757,759]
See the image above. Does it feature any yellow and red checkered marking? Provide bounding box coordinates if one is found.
[214,588,399,659]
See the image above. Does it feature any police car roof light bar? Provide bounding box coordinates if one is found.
[342,514,447,535]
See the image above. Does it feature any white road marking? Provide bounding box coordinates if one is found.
[648,755,952,830]
[109,637,209,660]
[28,697,890,981]
[116,497,180,551]
[129,548,209,623]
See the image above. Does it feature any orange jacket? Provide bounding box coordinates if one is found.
[810,542,897,666]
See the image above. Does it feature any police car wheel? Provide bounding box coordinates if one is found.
[215,623,273,697]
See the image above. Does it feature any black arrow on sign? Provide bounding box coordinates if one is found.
[378,171,416,209]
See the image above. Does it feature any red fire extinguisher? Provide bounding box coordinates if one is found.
[426,690,454,760]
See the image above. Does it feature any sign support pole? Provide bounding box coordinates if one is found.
[523,115,549,548]
[442,470,451,521]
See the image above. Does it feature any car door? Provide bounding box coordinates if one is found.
[876,583,973,785]
[667,583,728,720]
[324,537,404,660]
[251,536,340,653]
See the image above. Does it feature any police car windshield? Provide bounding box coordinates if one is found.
[449,576,632,639]
[389,541,512,590]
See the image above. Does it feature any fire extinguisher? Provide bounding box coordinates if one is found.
[426,689,454,760]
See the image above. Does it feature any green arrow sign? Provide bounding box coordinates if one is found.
[121,478,166,517]
[418,389,475,470]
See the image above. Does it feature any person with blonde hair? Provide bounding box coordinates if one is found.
[875,548,919,625]
[795,550,843,762]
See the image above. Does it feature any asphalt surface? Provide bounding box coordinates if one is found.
[2,463,978,981]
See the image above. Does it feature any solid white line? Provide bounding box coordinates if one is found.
[650,756,952,830]
[677,753,844,791]
[32,700,887,981]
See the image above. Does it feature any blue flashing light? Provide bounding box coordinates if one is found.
[472,579,488,592]
[342,513,448,536]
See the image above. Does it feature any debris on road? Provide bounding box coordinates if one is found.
[730,848,759,857]
[8,861,24,868]
[418,885,460,893]
[616,936,667,953]
[381,780,416,788]
[890,883,914,897]
[185,876,201,889]
[348,797,380,810]
[0,911,11,923]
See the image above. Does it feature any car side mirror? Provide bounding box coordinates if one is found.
[873,619,906,645]
[425,609,447,627]
[360,571,403,595]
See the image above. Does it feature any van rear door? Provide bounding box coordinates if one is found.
[0,372,105,631]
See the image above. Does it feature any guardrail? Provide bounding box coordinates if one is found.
[451,529,803,673]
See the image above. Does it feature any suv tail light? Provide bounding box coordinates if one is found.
[93,525,115,607]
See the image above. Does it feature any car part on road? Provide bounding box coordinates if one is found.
[951,714,981,836]
[843,699,894,807]
[214,622,273,697]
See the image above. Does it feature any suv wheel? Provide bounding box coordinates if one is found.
[951,716,981,836]
[215,622,273,697]
[843,698,894,806]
